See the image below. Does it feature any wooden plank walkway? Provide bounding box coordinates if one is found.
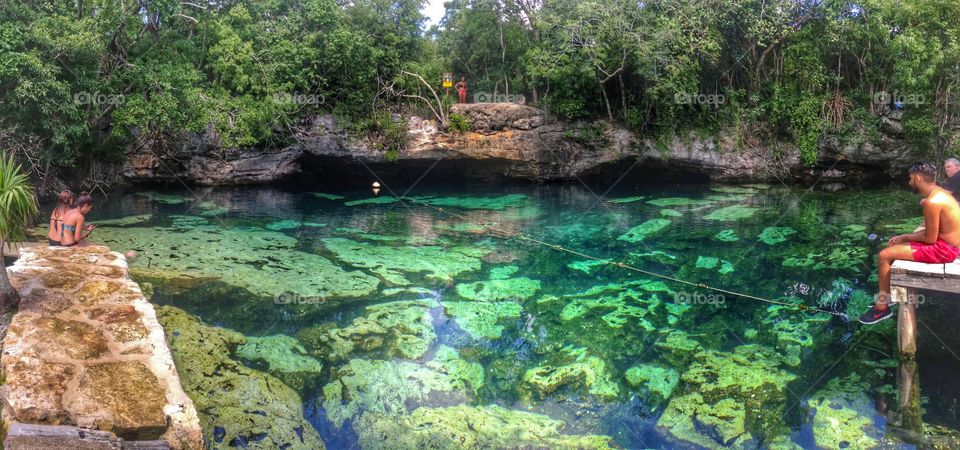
[890,258,960,358]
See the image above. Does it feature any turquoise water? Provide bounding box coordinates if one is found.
[83,182,960,449]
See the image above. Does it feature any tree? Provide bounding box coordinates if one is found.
[0,153,38,311]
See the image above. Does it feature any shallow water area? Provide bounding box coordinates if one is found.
[79,181,960,449]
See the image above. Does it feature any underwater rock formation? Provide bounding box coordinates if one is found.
[321,237,488,285]
[454,276,541,301]
[156,305,325,449]
[297,299,438,360]
[804,374,880,449]
[354,404,616,449]
[521,346,620,401]
[443,301,523,340]
[97,225,380,302]
[321,346,484,428]
[658,344,797,449]
[625,364,679,402]
[235,335,324,394]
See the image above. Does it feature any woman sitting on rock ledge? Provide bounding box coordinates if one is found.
[46,190,72,246]
[60,192,96,247]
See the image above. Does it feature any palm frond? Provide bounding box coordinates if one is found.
[0,152,39,244]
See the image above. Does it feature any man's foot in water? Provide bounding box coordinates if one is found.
[858,305,894,324]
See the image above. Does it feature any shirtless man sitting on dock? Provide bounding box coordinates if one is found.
[860,161,960,324]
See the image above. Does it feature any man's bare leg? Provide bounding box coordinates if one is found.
[876,244,916,309]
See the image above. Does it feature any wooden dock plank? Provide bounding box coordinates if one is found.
[891,260,945,276]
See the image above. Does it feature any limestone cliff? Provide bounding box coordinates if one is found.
[121,103,925,185]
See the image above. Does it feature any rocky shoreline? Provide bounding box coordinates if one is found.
[121,103,924,187]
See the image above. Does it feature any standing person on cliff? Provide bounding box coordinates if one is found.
[940,158,960,202]
[859,162,960,324]
[0,154,38,311]
[455,77,468,103]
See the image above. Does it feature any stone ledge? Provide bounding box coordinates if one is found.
[1,245,203,449]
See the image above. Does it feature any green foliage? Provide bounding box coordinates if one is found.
[448,113,471,133]
[353,111,409,162]
[0,153,38,247]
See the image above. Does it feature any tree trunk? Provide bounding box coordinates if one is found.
[0,240,18,312]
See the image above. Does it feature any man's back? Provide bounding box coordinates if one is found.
[928,187,960,247]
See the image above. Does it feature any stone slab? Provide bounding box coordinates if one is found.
[1,245,203,449]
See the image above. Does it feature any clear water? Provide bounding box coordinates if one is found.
[82,181,960,448]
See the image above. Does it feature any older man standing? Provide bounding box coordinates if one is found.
[942,158,960,202]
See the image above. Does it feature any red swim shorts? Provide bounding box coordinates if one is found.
[910,239,960,264]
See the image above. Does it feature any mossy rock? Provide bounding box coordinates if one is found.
[354,404,616,449]
[321,346,483,428]
[299,299,437,361]
[235,335,324,395]
[704,205,758,221]
[322,237,486,285]
[713,229,739,242]
[156,306,324,450]
[805,374,880,449]
[617,219,671,242]
[657,392,755,449]
[97,226,380,304]
[757,226,797,245]
[455,277,541,301]
[625,364,679,403]
[444,301,523,340]
[521,346,619,401]
[654,330,703,366]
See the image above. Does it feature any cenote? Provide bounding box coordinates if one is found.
[82,180,960,449]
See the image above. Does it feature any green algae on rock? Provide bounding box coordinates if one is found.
[299,299,437,361]
[97,225,380,300]
[322,237,486,285]
[522,346,620,400]
[654,330,703,366]
[607,195,646,204]
[310,192,346,200]
[710,186,760,194]
[783,224,868,272]
[758,226,797,245]
[345,196,401,206]
[137,192,190,204]
[264,220,325,231]
[805,374,880,449]
[660,209,684,217]
[321,347,484,428]
[617,219,671,242]
[567,259,611,274]
[354,404,616,450]
[713,229,739,242]
[156,306,325,450]
[704,205,758,221]
[696,256,734,274]
[543,280,677,331]
[647,197,713,207]
[657,392,754,449]
[95,214,153,226]
[235,334,324,394]
[455,277,541,301]
[625,364,679,401]
[489,265,519,279]
[444,301,523,340]
[410,194,529,210]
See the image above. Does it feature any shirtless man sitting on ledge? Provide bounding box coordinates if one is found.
[860,161,960,324]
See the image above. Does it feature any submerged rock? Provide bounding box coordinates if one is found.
[617,219,671,242]
[299,299,437,361]
[321,346,483,428]
[354,404,616,449]
[235,335,324,394]
[455,276,541,301]
[321,237,486,285]
[805,374,880,449]
[704,205,758,221]
[156,306,324,449]
[522,346,619,401]
[97,226,380,302]
[657,392,755,449]
[625,364,679,402]
[443,301,523,340]
[757,226,797,245]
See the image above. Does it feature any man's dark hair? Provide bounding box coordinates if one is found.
[908,161,937,182]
